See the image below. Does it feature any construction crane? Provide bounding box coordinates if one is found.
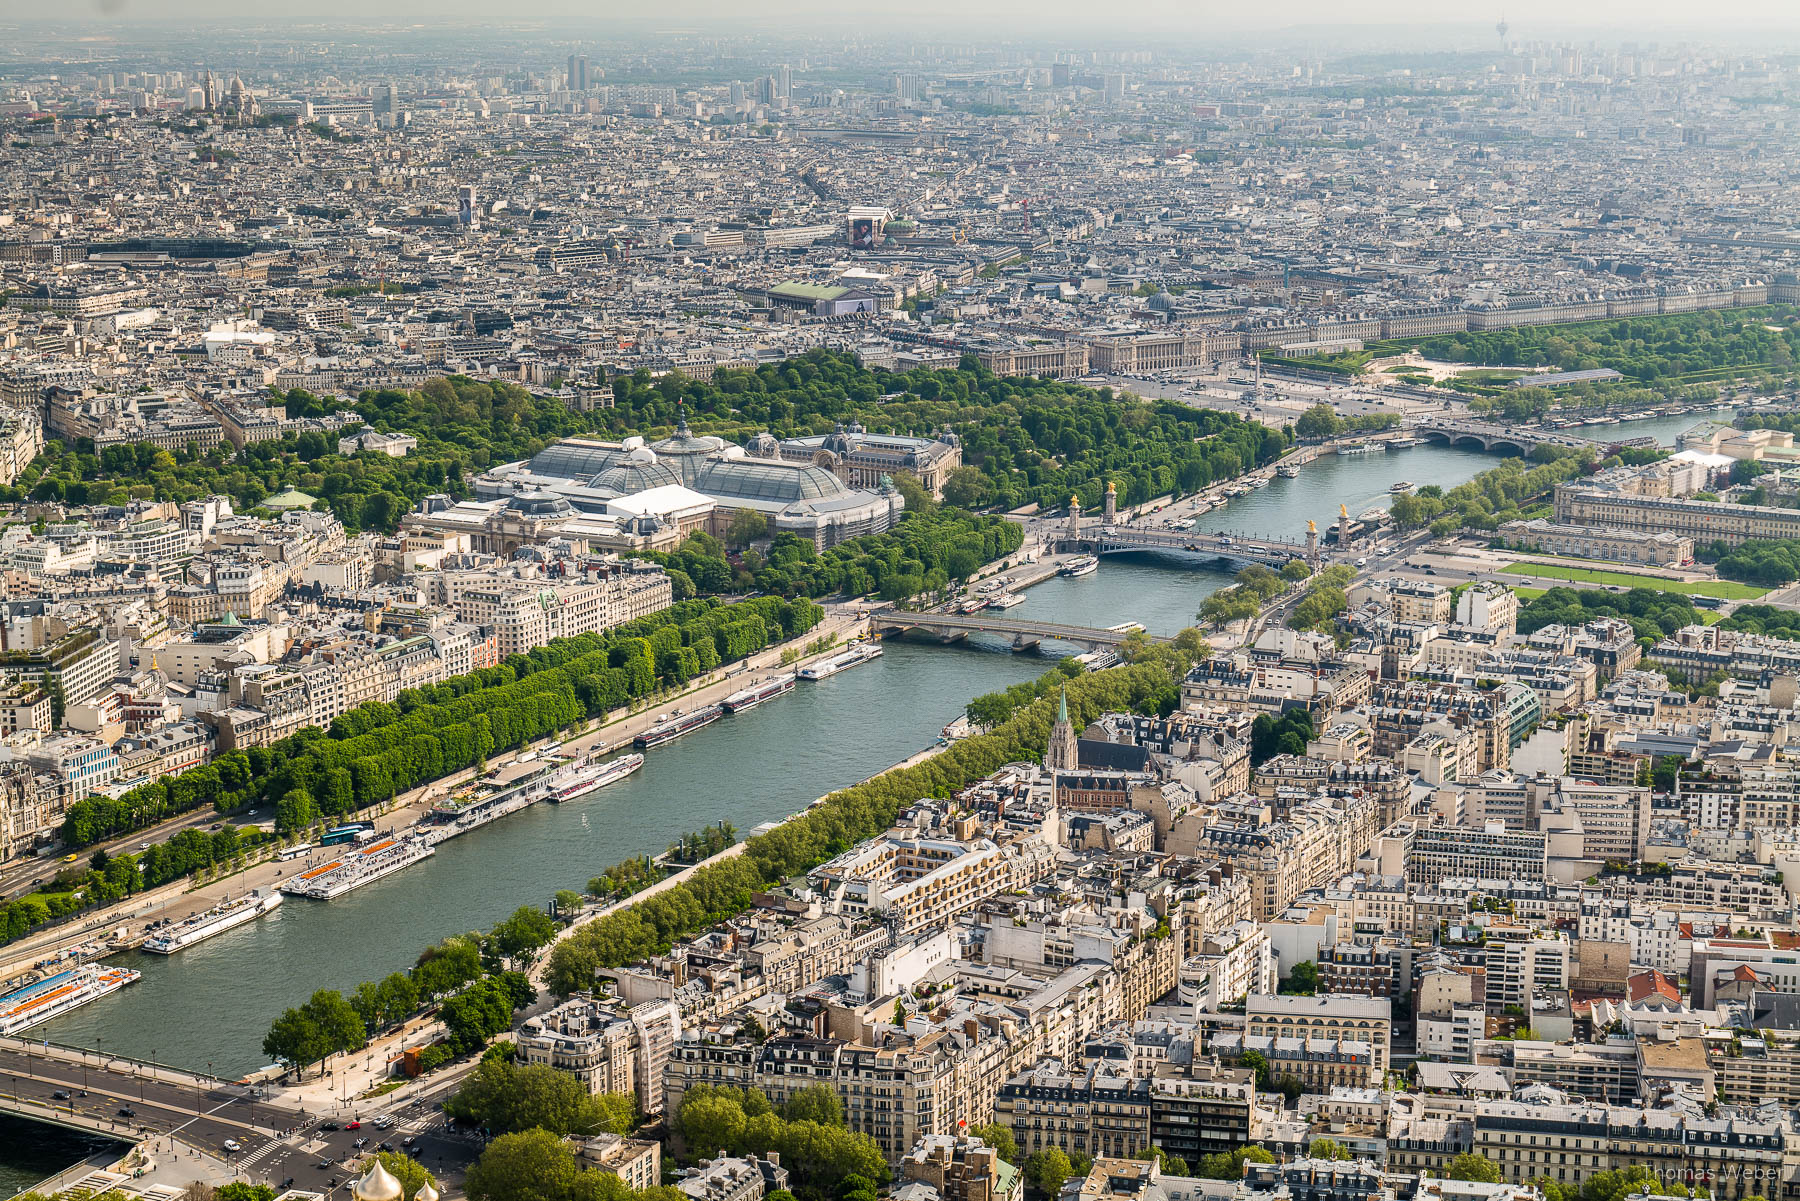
[1020,197,1037,234]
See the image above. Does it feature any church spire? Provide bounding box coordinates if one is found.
[1045,686,1077,774]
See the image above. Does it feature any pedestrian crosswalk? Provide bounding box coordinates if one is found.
[235,1140,287,1169]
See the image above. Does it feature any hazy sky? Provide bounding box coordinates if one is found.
[3,0,1800,32]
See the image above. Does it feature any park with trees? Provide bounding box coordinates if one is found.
[58,594,822,850]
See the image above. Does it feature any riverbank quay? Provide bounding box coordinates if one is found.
[0,609,871,987]
[275,696,971,1110]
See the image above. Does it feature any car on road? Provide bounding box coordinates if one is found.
[354,1138,368,1149]
[223,1140,242,1153]
[321,1121,340,1131]
[346,1120,362,1130]
[378,1142,394,1152]
[401,1136,416,1147]
[118,1106,136,1117]
[51,1090,69,1100]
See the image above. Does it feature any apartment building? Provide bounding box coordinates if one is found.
[899,1134,1021,1201]
[0,763,53,862]
[1651,624,1800,684]
[24,734,121,803]
[810,829,1057,936]
[1471,1100,1787,1198]
[0,682,52,735]
[515,997,682,1116]
[1506,1040,1639,1105]
[1711,1033,1800,1106]
[1243,993,1391,1083]
[1190,798,1374,922]
[994,1062,1152,1163]
[1483,922,1570,1008]
[1348,577,1453,625]
[1354,681,1522,773]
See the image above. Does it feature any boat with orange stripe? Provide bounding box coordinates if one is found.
[0,964,141,1035]
[278,833,434,900]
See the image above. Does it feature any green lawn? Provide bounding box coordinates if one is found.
[1509,586,1547,601]
[1500,561,1770,600]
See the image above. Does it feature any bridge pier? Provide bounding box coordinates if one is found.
[1011,635,1041,653]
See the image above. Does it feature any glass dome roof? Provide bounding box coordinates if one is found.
[694,459,847,502]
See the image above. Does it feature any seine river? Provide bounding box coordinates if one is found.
[0,408,1714,1185]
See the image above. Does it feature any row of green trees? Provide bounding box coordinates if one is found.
[1708,537,1800,586]
[14,429,468,535]
[1287,563,1355,632]
[1199,562,1302,627]
[1293,402,1401,439]
[446,1058,634,1139]
[1720,604,1800,639]
[462,1129,688,1201]
[0,825,269,948]
[636,509,1026,602]
[541,651,1198,995]
[1390,447,1595,535]
[1408,307,1800,384]
[1516,586,1702,647]
[61,596,822,848]
[964,655,1085,729]
[752,512,1024,600]
[673,1084,886,1201]
[263,919,549,1072]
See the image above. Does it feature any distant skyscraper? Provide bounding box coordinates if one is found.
[457,185,477,227]
[776,64,792,102]
[372,83,396,117]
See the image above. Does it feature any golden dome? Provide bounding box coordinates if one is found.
[354,1161,404,1201]
[416,1184,439,1201]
